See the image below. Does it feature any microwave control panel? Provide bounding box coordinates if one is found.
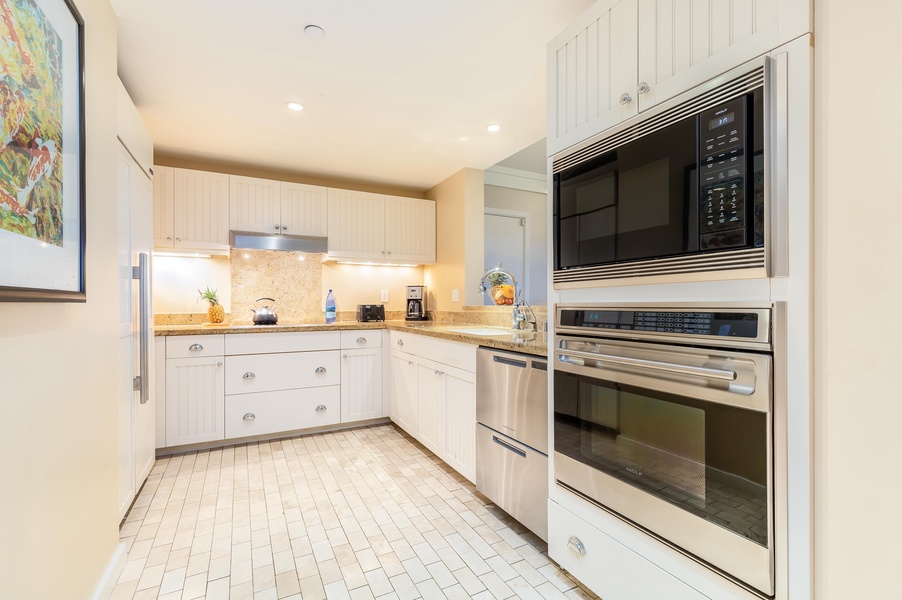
[699,95,748,250]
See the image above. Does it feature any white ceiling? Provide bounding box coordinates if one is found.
[110,1,593,192]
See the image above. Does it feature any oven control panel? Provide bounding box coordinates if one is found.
[558,309,761,339]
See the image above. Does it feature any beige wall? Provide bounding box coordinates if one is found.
[424,168,484,310]
[155,153,426,199]
[322,262,424,313]
[814,2,902,597]
[0,0,121,597]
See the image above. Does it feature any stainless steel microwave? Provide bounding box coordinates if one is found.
[552,56,787,288]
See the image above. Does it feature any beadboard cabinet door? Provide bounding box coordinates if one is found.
[636,0,787,111]
[152,165,175,247]
[548,0,639,156]
[327,189,386,259]
[341,348,384,422]
[172,168,230,251]
[390,351,418,435]
[415,359,446,457]
[384,196,436,263]
[441,364,476,482]
[229,175,281,235]
[281,183,328,237]
[165,356,225,446]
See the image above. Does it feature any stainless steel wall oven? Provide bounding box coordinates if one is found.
[552,54,788,287]
[554,304,775,596]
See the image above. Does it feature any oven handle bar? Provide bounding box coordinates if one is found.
[557,349,737,381]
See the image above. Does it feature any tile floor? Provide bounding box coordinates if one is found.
[112,424,598,600]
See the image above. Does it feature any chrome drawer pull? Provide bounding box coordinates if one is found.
[243,413,255,421]
[189,343,203,351]
[242,372,255,380]
[567,536,586,556]
[315,367,327,374]
[356,337,367,344]
[315,404,327,412]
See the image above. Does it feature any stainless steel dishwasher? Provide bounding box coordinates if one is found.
[476,347,548,541]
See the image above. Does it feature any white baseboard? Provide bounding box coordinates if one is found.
[91,542,127,600]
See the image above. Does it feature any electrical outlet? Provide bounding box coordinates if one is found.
[451,289,460,302]
[380,290,389,302]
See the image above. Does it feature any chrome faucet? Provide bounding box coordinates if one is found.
[477,267,537,331]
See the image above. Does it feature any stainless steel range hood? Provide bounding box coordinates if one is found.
[230,231,328,253]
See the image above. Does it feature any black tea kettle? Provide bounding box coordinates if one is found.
[251,297,278,325]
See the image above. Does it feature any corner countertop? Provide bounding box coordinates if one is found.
[155,320,548,357]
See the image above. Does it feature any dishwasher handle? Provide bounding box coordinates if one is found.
[493,355,527,369]
[492,435,527,458]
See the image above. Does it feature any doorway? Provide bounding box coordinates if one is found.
[483,210,527,306]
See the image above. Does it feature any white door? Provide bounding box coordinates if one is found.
[229,175,281,235]
[384,196,436,263]
[281,182,328,237]
[442,364,476,483]
[165,357,225,446]
[483,212,526,306]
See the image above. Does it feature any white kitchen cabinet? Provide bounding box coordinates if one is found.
[229,175,328,237]
[224,350,340,395]
[390,350,418,434]
[281,182,329,237]
[327,189,435,264]
[225,386,340,439]
[548,0,638,156]
[152,165,175,247]
[341,348,384,422]
[165,355,225,446]
[153,166,230,252]
[548,0,809,155]
[388,331,476,482]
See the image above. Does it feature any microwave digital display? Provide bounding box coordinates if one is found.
[708,112,735,130]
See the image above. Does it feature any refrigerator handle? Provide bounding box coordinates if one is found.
[132,252,150,404]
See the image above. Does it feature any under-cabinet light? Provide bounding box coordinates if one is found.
[337,261,418,267]
[153,251,212,259]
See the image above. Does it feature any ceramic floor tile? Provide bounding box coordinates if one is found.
[114,425,585,600]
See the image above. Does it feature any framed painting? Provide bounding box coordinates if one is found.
[0,0,85,301]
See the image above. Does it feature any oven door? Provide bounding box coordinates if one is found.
[554,336,774,596]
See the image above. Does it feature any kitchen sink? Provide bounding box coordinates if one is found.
[448,327,514,336]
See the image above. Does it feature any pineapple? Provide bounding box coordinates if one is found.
[486,264,515,305]
[198,286,225,323]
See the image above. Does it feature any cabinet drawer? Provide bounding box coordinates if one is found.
[225,351,339,395]
[225,386,340,439]
[166,334,224,359]
[341,330,382,349]
[548,501,709,600]
[389,331,476,372]
[224,331,340,355]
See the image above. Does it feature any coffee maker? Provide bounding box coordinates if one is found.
[406,285,428,321]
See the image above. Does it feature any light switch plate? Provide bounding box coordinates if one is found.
[451,289,460,302]
[380,290,389,302]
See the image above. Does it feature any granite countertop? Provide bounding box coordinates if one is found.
[155,320,548,357]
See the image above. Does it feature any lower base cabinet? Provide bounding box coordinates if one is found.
[165,356,225,446]
[225,386,340,438]
[549,501,709,600]
[341,348,384,422]
[389,332,476,482]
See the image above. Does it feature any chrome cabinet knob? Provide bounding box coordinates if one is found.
[166,236,172,241]
[315,404,327,412]
[275,224,280,230]
[619,93,632,106]
[243,413,255,421]
[637,81,650,95]
[217,362,222,367]
[408,361,413,366]
[356,337,367,344]
[176,237,182,242]
[282,225,287,231]
[343,354,347,359]
[315,367,327,374]
[242,372,255,380]
[567,536,586,556]
[189,343,203,351]
[397,340,404,347]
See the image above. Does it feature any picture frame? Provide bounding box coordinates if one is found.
[0,0,85,302]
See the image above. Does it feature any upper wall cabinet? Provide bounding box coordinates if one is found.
[153,166,230,252]
[229,175,328,237]
[327,190,436,264]
[548,0,811,156]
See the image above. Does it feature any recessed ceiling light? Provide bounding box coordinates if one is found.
[286,101,304,111]
[305,25,325,39]
[486,123,502,133]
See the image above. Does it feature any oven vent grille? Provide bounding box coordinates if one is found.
[553,66,765,174]
[553,247,766,286]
